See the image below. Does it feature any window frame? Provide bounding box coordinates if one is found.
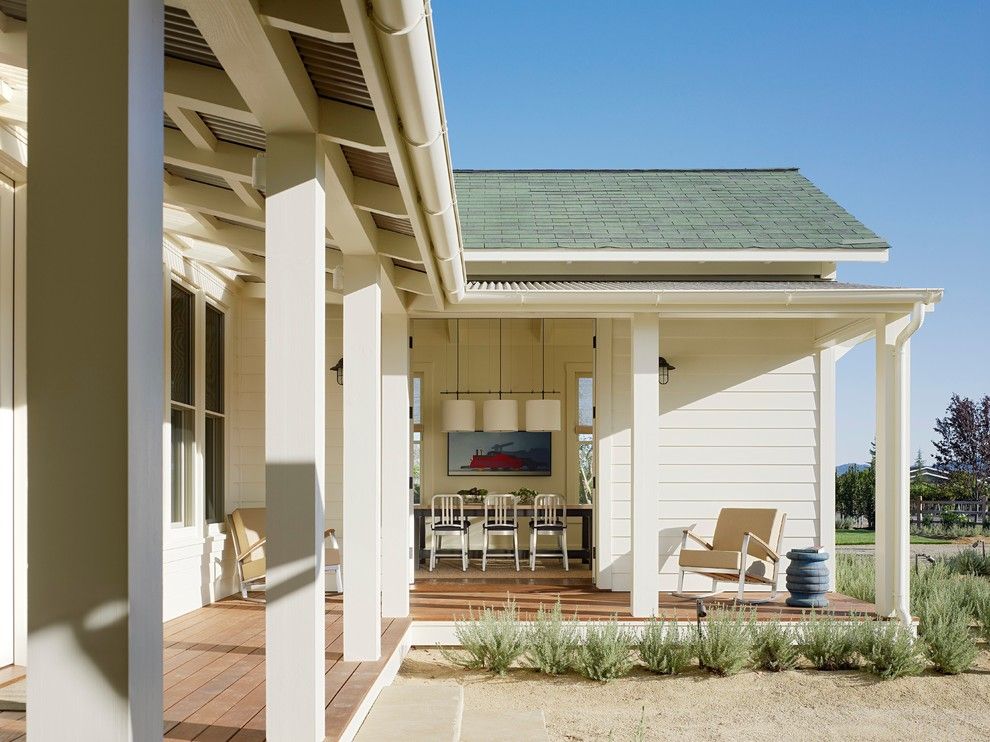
[164,269,231,541]
[568,365,595,504]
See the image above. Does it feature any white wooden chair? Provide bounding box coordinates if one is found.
[430,494,470,571]
[227,507,343,599]
[674,507,786,604]
[482,494,519,571]
[529,494,568,571]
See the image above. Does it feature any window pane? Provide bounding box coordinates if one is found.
[577,375,594,427]
[205,304,224,413]
[171,406,194,525]
[411,375,422,425]
[205,415,224,524]
[170,283,194,405]
[578,433,594,504]
[412,430,422,505]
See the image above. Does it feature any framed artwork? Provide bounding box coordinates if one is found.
[447,431,551,476]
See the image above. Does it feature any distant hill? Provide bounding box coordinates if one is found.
[836,463,869,475]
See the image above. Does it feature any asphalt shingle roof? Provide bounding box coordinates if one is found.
[453,169,887,250]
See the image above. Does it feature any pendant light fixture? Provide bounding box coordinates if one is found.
[483,319,518,431]
[441,320,476,432]
[525,318,561,431]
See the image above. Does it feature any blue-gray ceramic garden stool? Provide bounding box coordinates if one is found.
[785,548,829,608]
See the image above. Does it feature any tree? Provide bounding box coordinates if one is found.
[932,394,990,501]
[835,443,876,527]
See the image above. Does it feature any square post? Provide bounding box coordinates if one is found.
[631,314,660,616]
[875,314,912,622]
[26,1,164,737]
[343,255,383,660]
[264,134,326,740]
[382,312,411,617]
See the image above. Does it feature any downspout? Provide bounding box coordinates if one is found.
[369,0,466,302]
[891,302,926,625]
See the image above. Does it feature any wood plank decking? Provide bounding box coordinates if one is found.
[0,599,410,742]
[0,584,875,741]
[406,583,875,621]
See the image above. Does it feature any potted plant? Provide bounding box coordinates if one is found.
[457,487,488,504]
[511,487,538,505]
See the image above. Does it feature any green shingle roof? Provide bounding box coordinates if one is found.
[453,169,887,250]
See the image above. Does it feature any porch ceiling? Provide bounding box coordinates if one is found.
[0,0,452,310]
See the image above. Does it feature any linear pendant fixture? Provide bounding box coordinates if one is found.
[483,319,518,431]
[525,318,561,431]
[441,320,476,431]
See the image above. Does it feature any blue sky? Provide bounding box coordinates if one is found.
[433,0,989,465]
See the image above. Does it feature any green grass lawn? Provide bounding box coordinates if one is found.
[835,529,952,545]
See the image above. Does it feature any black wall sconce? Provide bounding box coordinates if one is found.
[330,357,344,386]
[658,356,676,385]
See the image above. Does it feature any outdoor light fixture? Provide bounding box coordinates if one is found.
[441,320,476,431]
[330,357,344,386]
[525,319,561,432]
[658,356,676,385]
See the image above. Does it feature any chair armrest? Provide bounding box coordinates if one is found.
[743,532,779,562]
[238,537,267,561]
[683,529,714,550]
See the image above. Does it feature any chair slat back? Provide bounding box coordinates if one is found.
[432,494,464,527]
[532,494,563,527]
[484,494,517,527]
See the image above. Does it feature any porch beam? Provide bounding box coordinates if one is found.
[164,206,266,256]
[26,1,164,738]
[164,127,254,182]
[630,314,660,617]
[163,174,264,228]
[343,255,383,660]
[381,313,411,618]
[264,133,327,740]
[259,0,352,43]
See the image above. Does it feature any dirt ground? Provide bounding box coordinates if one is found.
[395,648,990,741]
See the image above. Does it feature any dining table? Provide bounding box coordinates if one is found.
[413,502,593,567]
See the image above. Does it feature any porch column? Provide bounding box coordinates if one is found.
[874,314,913,623]
[381,313,411,617]
[343,256,383,660]
[630,315,660,616]
[264,134,326,740]
[26,1,164,738]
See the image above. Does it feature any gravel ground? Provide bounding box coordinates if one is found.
[396,648,990,741]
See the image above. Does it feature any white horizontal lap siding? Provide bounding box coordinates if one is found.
[658,319,820,592]
[231,302,343,536]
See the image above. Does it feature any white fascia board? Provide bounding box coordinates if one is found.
[462,248,890,264]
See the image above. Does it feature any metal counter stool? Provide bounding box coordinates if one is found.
[430,494,470,571]
[529,494,568,571]
[482,494,519,571]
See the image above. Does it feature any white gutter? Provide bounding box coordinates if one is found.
[891,301,926,626]
[459,287,944,307]
[369,0,466,302]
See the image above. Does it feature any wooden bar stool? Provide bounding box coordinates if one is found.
[482,494,519,571]
[529,494,568,571]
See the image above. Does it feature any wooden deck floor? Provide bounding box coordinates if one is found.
[0,598,409,742]
[0,584,875,741]
[406,583,875,621]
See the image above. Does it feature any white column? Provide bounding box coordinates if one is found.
[381,313,411,617]
[26,1,164,738]
[817,347,838,590]
[594,320,615,590]
[630,315,660,616]
[0,173,12,668]
[264,134,326,741]
[874,315,912,622]
[343,256,382,660]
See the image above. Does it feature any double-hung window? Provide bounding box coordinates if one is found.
[170,283,195,526]
[169,279,227,528]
